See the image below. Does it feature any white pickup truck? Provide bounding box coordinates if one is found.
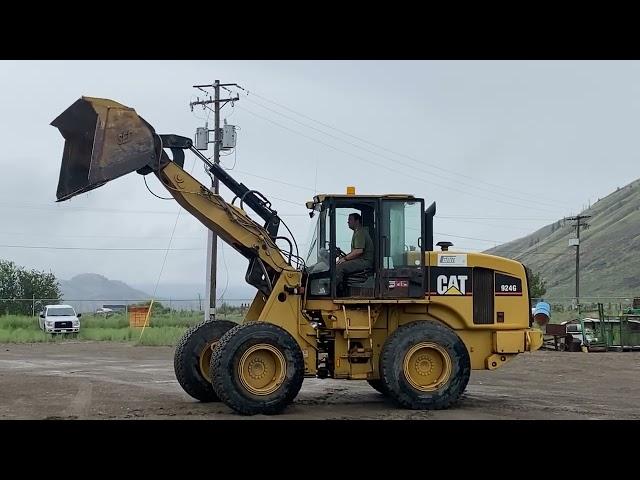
[39,304,81,334]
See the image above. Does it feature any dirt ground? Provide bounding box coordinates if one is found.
[1,342,639,420]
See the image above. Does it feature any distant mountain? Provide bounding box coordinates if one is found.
[56,274,257,313]
[129,283,257,309]
[59,273,150,312]
[485,178,640,299]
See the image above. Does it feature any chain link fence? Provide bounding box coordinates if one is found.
[0,298,256,345]
[0,298,255,318]
[531,296,640,323]
[2,295,638,326]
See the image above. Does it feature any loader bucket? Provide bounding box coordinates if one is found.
[51,97,159,201]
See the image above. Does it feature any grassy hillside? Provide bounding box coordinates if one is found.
[485,179,640,299]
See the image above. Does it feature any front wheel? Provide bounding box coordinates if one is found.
[366,379,389,396]
[380,321,471,410]
[174,320,238,402]
[210,322,304,415]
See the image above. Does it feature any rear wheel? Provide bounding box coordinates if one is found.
[211,322,304,415]
[174,320,237,402]
[380,321,471,410]
[367,379,388,396]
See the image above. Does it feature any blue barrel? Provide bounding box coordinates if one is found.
[534,301,551,319]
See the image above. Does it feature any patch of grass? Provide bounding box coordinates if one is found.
[0,315,40,331]
[146,312,243,328]
[80,315,129,329]
[0,311,245,345]
[135,326,191,346]
[145,315,202,328]
[0,328,69,343]
[78,328,137,342]
[0,326,193,345]
[213,313,244,323]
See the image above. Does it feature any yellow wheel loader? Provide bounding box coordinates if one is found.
[51,97,543,415]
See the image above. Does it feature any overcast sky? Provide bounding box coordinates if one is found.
[0,60,638,299]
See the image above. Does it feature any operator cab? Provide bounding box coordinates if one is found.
[305,188,432,299]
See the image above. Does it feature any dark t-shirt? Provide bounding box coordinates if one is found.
[351,227,374,266]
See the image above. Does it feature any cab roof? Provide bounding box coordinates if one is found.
[311,194,416,202]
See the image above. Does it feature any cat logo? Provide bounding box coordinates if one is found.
[436,275,468,295]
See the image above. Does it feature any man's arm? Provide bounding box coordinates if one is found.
[339,248,363,263]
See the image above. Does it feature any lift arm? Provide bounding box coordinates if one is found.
[51,97,295,284]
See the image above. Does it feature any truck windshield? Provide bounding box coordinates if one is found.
[47,308,75,316]
[305,209,329,274]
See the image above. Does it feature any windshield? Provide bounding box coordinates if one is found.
[47,307,75,316]
[305,214,320,266]
[305,209,329,274]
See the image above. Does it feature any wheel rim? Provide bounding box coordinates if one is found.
[238,344,287,396]
[403,342,452,392]
[198,341,218,383]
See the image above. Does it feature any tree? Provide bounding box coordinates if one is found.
[0,259,61,315]
[0,260,21,315]
[17,268,62,315]
[134,300,170,314]
[529,271,547,299]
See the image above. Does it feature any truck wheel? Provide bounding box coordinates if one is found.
[210,322,304,415]
[174,320,237,402]
[380,321,471,410]
[367,379,388,396]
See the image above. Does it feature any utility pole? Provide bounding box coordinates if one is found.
[190,80,240,321]
[566,214,591,313]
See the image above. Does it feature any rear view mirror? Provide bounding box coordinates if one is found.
[39,314,44,318]
[77,313,82,318]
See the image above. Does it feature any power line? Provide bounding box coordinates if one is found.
[435,217,540,234]
[241,93,564,210]
[0,244,204,251]
[0,203,180,214]
[0,202,309,217]
[434,231,508,244]
[238,86,569,206]
[236,103,556,213]
[235,104,560,215]
[437,215,557,221]
[0,232,204,240]
[502,250,568,256]
[2,199,559,225]
[433,231,566,249]
[233,169,317,193]
[453,246,568,256]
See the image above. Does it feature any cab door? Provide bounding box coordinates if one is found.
[379,198,425,298]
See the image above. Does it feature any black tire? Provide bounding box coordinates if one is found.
[380,321,471,410]
[568,341,582,352]
[367,379,389,396]
[210,322,304,415]
[174,320,237,402]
